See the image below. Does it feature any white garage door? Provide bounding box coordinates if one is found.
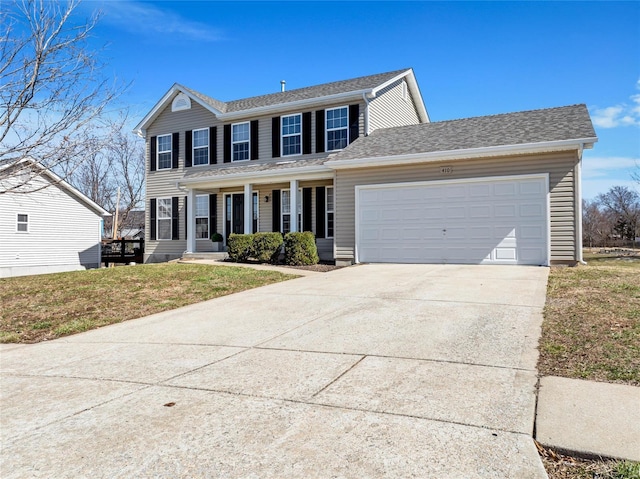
[356,175,548,265]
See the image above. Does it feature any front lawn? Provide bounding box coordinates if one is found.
[0,263,296,343]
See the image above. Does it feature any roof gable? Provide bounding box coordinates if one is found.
[134,68,428,136]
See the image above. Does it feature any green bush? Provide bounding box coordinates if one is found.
[284,232,319,265]
[251,232,284,263]
[227,234,253,262]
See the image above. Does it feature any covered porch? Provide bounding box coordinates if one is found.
[178,169,335,262]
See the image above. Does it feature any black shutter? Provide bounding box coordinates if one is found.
[272,116,280,158]
[184,195,188,239]
[150,198,157,240]
[223,124,231,163]
[349,104,360,144]
[150,137,157,171]
[272,190,281,233]
[315,110,325,153]
[250,120,259,160]
[171,196,179,240]
[210,126,217,164]
[302,112,311,155]
[316,186,325,238]
[303,187,312,232]
[185,130,192,167]
[209,194,217,236]
[172,132,179,168]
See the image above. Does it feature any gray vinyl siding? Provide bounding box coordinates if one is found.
[369,79,421,131]
[0,175,103,277]
[334,151,579,264]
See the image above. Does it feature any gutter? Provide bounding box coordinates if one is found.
[325,138,598,170]
[176,164,333,187]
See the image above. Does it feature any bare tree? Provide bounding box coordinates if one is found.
[0,0,124,192]
[596,186,640,247]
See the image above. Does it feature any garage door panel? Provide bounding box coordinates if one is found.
[357,176,548,265]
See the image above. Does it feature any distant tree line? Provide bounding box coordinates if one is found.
[583,185,640,248]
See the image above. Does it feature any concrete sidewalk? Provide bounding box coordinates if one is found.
[536,376,640,462]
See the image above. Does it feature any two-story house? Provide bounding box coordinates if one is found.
[135,68,597,266]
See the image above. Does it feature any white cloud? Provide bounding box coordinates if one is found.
[591,79,640,128]
[581,155,639,199]
[100,1,221,43]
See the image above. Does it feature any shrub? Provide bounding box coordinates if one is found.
[284,232,319,265]
[251,232,284,263]
[211,232,223,242]
[227,234,253,262]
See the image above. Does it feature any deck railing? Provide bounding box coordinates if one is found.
[101,238,144,265]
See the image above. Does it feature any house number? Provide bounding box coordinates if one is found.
[440,166,453,174]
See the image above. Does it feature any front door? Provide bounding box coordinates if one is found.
[225,193,245,239]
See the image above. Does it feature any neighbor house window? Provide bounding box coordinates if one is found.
[326,107,348,151]
[16,214,28,232]
[157,134,172,170]
[281,114,301,156]
[326,187,334,238]
[157,198,172,240]
[232,122,250,161]
[193,129,209,166]
[195,195,209,239]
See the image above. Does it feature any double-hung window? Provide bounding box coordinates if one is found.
[157,198,172,240]
[16,214,28,232]
[195,195,209,239]
[281,114,301,156]
[326,107,348,151]
[326,187,334,238]
[193,129,209,166]
[157,134,172,170]
[232,122,250,161]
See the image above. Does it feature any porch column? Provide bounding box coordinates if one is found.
[290,179,298,232]
[244,183,253,234]
[186,188,196,253]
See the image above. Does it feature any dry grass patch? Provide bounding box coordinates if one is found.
[538,442,640,479]
[0,263,296,343]
[538,253,640,385]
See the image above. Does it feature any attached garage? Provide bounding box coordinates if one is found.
[355,175,549,265]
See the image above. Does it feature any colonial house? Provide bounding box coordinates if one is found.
[0,158,110,278]
[134,68,597,266]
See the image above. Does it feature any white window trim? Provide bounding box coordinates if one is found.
[16,213,28,233]
[192,128,209,167]
[195,194,209,240]
[280,188,303,233]
[232,121,250,162]
[325,105,349,152]
[326,186,334,239]
[281,113,302,157]
[157,197,172,241]
[253,190,260,233]
[157,134,172,170]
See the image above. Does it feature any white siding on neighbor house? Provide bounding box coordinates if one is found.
[368,79,421,132]
[334,151,579,264]
[0,175,103,277]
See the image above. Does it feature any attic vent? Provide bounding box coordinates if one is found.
[172,93,192,112]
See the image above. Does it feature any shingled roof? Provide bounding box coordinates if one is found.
[329,104,597,162]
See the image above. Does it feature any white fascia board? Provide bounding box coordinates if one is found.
[370,69,429,123]
[177,165,333,189]
[217,90,371,121]
[133,84,224,138]
[325,138,598,170]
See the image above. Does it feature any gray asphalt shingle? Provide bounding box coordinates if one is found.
[330,104,597,161]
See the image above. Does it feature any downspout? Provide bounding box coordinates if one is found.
[576,144,587,265]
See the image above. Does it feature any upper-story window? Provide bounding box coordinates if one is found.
[326,106,348,151]
[232,122,250,161]
[281,114,301,156]
[157,134,172,170]
[193,129,209,166]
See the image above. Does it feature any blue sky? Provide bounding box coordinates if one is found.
[76,0,639,199]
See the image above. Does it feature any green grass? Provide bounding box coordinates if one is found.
[0,263,296,343]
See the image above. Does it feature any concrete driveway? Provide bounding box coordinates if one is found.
[1,264,549,478]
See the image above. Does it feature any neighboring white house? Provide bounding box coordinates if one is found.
[0,158,110,278]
